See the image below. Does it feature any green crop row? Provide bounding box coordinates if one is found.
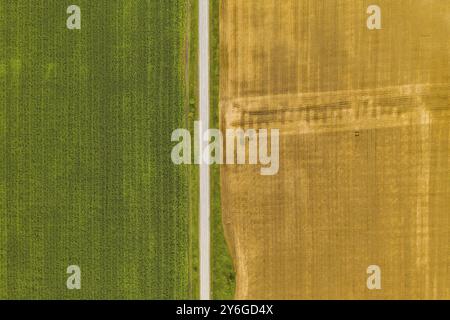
[0,0,195,299]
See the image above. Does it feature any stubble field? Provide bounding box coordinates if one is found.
[220,0,449,299]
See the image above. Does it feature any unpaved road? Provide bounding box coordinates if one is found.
[199,0,210,300]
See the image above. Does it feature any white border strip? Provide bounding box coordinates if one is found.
[199,0,210,300]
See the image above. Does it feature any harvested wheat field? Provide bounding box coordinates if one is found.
[220,0,449,299]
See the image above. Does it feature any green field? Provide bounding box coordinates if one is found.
[0,1,197,299]
[187,0,200,300]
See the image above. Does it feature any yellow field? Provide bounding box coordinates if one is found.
[219,0,449,299]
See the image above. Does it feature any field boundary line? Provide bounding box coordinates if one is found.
[199,0,210,301]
